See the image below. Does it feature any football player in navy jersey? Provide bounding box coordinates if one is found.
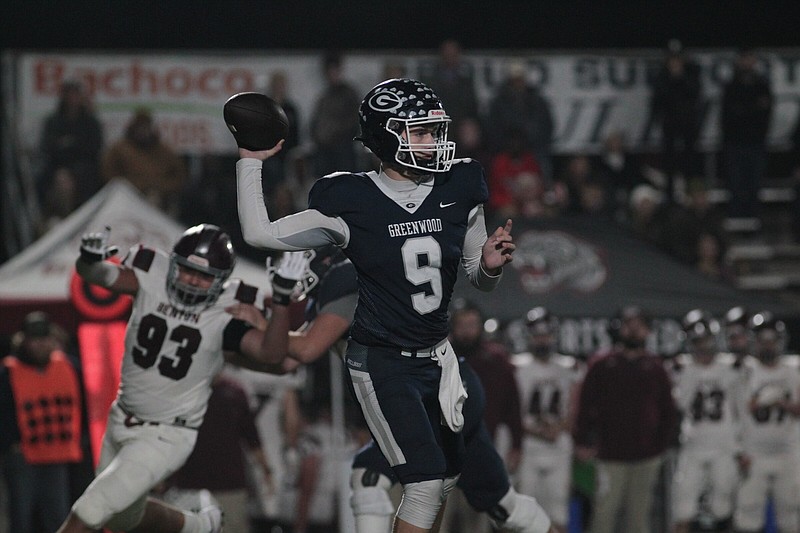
[229,248,553,532]
[56,224,307,533]
[234,78,515,533]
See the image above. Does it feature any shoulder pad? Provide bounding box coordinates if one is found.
[234,280,260,304]
[221,279,265,309]
[451,157,473,165]
[131,245,156,272]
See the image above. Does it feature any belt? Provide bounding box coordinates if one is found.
[400,338,448,358]
[118,404,197,430]
[123,413,160,428]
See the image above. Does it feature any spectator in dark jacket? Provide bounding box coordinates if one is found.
[574,305,678,533]
[309,53,361,177]
[487,61,555,184]
[419,39,480,135]
[38,80,104,204]
[649,39,703,203]
[721,47,773,219]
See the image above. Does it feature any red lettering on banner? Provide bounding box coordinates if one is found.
[224,69,255,94]
[197,69,220,96]
[158,119,212,150]
[31,59,257,98]
[165,68,191,95]
[34,60,67,95]
[104,68,126,96]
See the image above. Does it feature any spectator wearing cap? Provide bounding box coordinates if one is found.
[574,306,678,533]
[0,312,84,533]
[626,184,668,247]
[100,107,187,216]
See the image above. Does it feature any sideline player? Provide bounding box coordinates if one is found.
[734,311,800,533]
[234,78,515,533]
[512,307,582,533]
[670,310,742,533]
[56,224,307,533]
[227,248,553,533]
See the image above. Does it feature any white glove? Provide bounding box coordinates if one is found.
[270,251,310,306]
[79,226,119,263]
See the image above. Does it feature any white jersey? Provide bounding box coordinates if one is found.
[513,352,582,456]
[740,357,800,455]
[116,245,265,428]
[671,353,743,453]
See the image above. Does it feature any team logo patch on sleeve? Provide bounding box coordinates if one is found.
[132,247,155,271]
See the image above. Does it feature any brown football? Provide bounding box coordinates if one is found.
[223,92,289,151]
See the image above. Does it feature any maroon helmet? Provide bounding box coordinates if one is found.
[167,224,235,310]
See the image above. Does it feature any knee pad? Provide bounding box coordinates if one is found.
[350,468,395,516]
[488,488,552,533]
[396,479,444,529]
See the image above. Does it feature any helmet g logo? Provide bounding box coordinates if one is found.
[368,90,403,112]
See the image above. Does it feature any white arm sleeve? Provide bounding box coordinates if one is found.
[461,205,502,292]
[236,158,350,250]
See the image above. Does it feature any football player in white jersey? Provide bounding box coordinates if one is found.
[56,224,307,533]
[734,311,800,533]
[670,309,743,533]
[511,307,582,533]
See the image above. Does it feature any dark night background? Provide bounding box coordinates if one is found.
[2,2,798,52]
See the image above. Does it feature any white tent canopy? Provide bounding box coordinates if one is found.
[0,178,271,301]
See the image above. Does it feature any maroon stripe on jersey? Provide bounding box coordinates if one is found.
[235,282,258,304]
[132,247,155,271]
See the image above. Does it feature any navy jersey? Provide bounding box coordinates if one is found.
[304,259,358,324]
[308,160,488,349]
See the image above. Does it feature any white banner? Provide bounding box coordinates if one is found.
[12,49,800,155]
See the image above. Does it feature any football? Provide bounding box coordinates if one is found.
[223,92,289,151]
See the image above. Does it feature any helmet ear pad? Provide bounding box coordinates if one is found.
[358,121,400,165]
